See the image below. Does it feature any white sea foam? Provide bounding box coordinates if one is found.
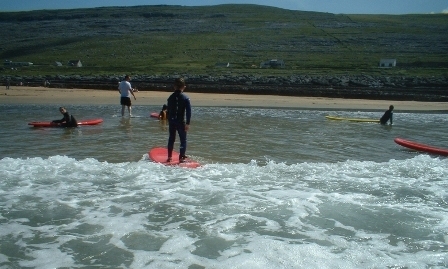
[1,155,447,268]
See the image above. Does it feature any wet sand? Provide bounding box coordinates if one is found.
[0,86,446,111]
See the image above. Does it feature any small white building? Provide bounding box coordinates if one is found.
[379,59,396,68]
[68,60,82,67]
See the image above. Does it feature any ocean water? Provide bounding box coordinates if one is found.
[0,104,447,269]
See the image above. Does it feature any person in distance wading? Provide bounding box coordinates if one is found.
[118,75,137,117]
[380,105,394,125]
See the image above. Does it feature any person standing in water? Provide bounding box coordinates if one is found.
[380,105,394,125]
[166,78,191,163]
[118,75,136,117]
[158,104,168,120]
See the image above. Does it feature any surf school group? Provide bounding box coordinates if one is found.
[30,75,447,164]
[117,75,193,165]
[29,75,196,166]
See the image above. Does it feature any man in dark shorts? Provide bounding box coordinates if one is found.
[118,75,136,117]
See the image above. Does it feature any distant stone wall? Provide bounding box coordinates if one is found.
[1,74,447,101]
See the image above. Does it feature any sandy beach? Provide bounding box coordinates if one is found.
[0,86,446,111]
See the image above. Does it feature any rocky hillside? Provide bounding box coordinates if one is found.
[0,5,447,101]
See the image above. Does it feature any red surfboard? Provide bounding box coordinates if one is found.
[149,147,200,168]
[150,112,159,118]
[28,118,103,127]
[394,138,448,156]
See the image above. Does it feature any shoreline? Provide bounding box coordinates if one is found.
[0,86,447,111]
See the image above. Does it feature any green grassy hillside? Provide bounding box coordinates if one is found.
[0,4,447,78]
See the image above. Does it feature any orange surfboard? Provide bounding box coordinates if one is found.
[148,147,200,168]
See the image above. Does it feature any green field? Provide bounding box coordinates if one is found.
[0,4,447,78]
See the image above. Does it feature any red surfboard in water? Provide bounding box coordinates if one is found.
[148,147,201,168]
[394,138,448,156]
[28,118,103,127]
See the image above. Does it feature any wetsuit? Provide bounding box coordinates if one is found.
[53,112,78,127]
[167,90,191,159]
[380,109,393,125]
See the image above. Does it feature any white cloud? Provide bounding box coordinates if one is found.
[442,9,448,14]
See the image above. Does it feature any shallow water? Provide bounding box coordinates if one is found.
[0,104,447,268]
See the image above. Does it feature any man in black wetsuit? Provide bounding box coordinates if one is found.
[380,105,394,125]
[52,107,78,127]
[166,78,191,163]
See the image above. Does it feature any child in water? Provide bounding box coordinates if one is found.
[158,104,168,120]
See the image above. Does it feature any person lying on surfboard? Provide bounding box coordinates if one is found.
[52,107,78,127]
[380,105,394,125]
[166,78,191,163]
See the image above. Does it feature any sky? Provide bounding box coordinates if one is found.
[0,0,447,14]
